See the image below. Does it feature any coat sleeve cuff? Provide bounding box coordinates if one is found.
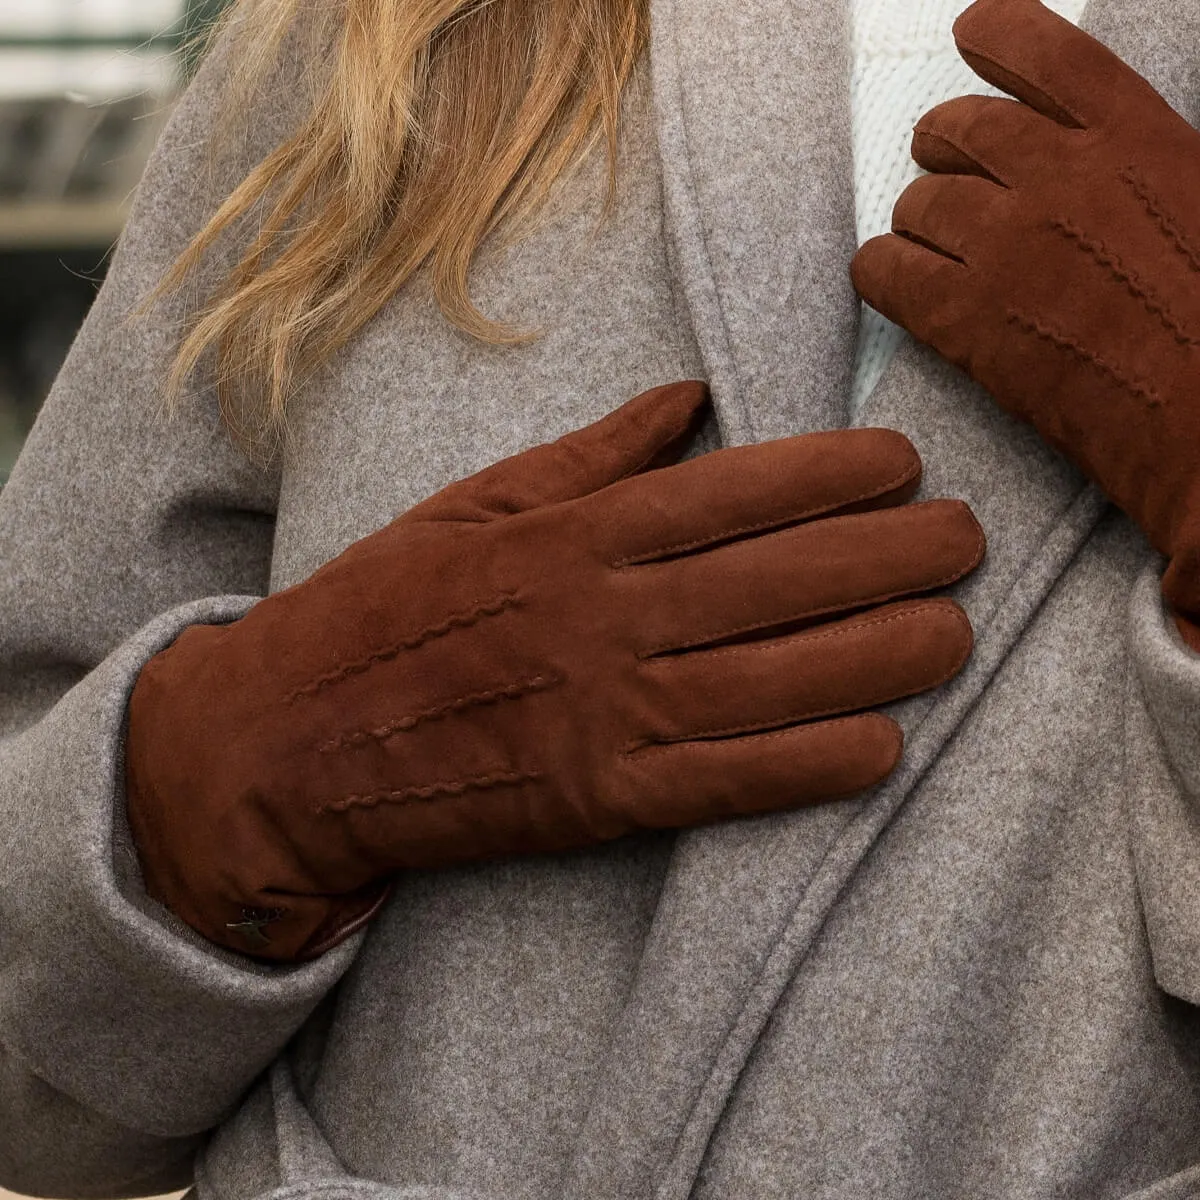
[0,595,366,1140]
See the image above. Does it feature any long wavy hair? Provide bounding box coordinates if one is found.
[154,0,649,460]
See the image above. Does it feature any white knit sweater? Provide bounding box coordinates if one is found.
[849,0,1088,415]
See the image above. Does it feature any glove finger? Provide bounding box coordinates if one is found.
[631,598,972,746]
[622,499,984,657]
[586,426,922,566]
[891,171,1011,265]
[851,233,972,363]
[616,712,904,828]
[912,95,1071,188]
[407,379,710,522]
[952,0,1168,131]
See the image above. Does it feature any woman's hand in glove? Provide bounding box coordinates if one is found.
[851,0,1200,651]
[125,380,985,963]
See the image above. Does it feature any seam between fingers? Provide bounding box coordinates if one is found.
[626,603,970,750]
[911,128,1011,190]
[622,711,900,759]
[654,596,974,662]
[637,519,983,658]
[610,457,920,568]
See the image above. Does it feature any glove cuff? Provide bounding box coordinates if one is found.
[125,736,393,962]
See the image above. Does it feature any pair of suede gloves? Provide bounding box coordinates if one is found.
[126,0,1200,962]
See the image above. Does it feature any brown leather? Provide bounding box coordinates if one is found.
[850,0,1200,653]
[125,380,985,962]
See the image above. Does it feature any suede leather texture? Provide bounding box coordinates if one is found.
[126,378,983,964]
[852,0,1200,648]
[3,0,1200,1198]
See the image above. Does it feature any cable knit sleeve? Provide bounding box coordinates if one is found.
[0,18,366,1198]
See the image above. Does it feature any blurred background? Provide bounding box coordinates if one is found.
[0,0,227,488]
[0,3,228,1190]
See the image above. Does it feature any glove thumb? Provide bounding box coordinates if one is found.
[406,379,710,523]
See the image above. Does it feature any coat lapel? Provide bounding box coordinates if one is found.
[565,1,1195,1198]
[651,0,858,445]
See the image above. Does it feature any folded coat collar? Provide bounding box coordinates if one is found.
[560,2,1200,1198]
[649,0,859,446]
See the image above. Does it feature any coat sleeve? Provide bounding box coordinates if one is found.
[1126,563,1200,1007]
[0,19,366,1198]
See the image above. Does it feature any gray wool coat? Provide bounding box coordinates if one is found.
[4,1,1200,1197]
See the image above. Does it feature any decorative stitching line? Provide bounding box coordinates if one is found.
[318,674,560,753]
[626,711,902,760]
[316,769,541,815]
[626,602,970,752]
[611,458,920,568]
[1119,166,1200,273]
[1050,217,1200,348]
[285,592,521,704]
[1005,308,1162,408]
[637,513,984,658]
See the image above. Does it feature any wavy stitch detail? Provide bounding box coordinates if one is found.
[319,674,560,752]
[318,769,542,814]
[1005,309,1163,408]
[1120,166,1200,273]
[286,592,521,704]
[1051,218,1200,349]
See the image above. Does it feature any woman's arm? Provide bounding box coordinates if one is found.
[0,21,363,1196]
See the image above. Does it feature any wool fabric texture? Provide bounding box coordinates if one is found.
[2,1,1200,1198]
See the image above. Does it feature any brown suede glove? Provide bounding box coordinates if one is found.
[125,381,984,963]
[850,0,1200,652]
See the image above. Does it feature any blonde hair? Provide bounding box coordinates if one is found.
[156,0,649,460]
